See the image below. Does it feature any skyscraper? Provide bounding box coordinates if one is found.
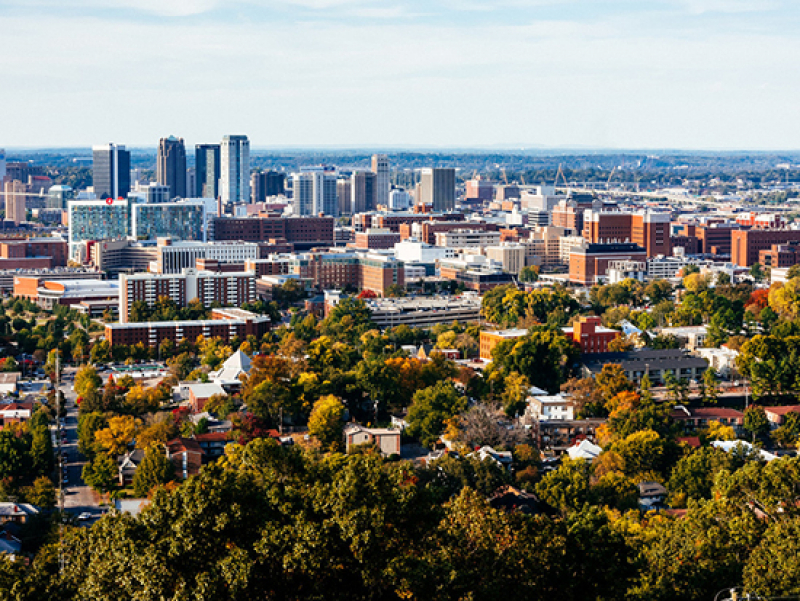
[251,171,286,202]
[195,144,221,199]
[4,180,25,225]
[157,136,187,199]
[419,168,455,212]
[220,135,250,204]
[292,169,338,217]
[336,178,352,216]
[371,154,389,208]
[92,143,131,200]
[0,148,6,182]
[351,171,377,214]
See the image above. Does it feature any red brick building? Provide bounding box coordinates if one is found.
[562,316,619,353]
[569,243,648,286]
[731,229,800,267]
[353,229,401,250]
[0,238,67,270]
[212,215,334,249]
[583,211,670,257]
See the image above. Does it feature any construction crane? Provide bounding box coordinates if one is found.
[606,166,617,191]
[553,164,569,192]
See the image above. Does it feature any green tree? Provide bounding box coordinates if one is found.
[743,405,770,442]
[82,453,118,494]
[307,395,345,452]
[535,457,592,514]
[132,444,175,498]
[519,265,539,283]
[78,412,108,459]
[406,382,468,447]
[700,367,720,405]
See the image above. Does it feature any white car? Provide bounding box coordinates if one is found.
[77,512,92,521]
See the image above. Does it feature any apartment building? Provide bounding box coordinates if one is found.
[119,268,255,322]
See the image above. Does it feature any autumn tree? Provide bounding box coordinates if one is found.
[94,415,142,457]
[308,395,345,452]
[406,382,468,447]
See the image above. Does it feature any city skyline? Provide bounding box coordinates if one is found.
[2,0,799,150]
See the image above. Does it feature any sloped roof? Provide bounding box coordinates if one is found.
[167,437,204,455]
[567,439,602,460]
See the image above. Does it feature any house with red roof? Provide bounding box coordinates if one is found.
[166,437,204,480]
[670,405,744,431]
[763,405,800,427]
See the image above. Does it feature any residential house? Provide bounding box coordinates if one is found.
[0,373,20,395]
[670,405,744,431]
[638,481,668,510]
[536,417,605,453]
[567,439,602,460]
[117,449,145,486]
[0,503,39,525]
[0,403,33,429]
[166,437,204,480]
[194,432,234,462]
[471,446,513,471]
[489,486,543,514]
[764,405,800,428]
[344,424,401,457]
[527,394,574,421]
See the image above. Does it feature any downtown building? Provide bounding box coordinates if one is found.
[195,144,221,198]
[371,154,390,208]
[68,199,131,258]
[250,171,286,202]
[213,215,335,250]
[292,168,338,217]
[419,168,456,212]
[220,135,250,205]
[157,136,187,199]
[119,268,256,322]
[582,209,671,258]
[92,143,131,200]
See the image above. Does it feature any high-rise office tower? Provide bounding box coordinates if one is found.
[251,170,286,202]
[186,168,196,199]
[92,143,131,200]
[146,183,171,204]
[419,168,455,212]
[195,144,221,198]
[4,180,25,225]
[220,135,250,204]
[371,154,389,208]
[157,136,187,199]
[351,171,377,214]
[0,148,6,181]
[292,169,337,217]
[336,178,352,216]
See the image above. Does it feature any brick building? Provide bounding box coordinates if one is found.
[561,316,619,353]
[401,221,498,245]
[0,238,67,270]
[105,308,270,348]
[758,242,800,268]
[212,215,334,249]
[569,243,648,286]
[583,210,670,257]
[119,268,255,322]
[353,228,401,250]
[731,229,800,267]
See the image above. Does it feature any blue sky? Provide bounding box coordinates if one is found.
[2,0,798,149]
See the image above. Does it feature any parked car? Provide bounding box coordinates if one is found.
[77,512,92,521]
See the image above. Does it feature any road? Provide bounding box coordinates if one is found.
[55,369,104,522]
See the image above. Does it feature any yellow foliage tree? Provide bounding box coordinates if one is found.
[95,415,142,457]
[308,395,345,453]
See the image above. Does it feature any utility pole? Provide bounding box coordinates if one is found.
[56,350,65,575]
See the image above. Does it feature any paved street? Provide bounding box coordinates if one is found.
[55,370,104,521]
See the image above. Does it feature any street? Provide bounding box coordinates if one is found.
[56,369,103,521]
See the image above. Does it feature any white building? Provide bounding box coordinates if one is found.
[220,135,250,205]
[527,394,575,421]
[154,239,261,274]
[292,169,338,217]
[485,243,526,274]
[434,229,501,249]
[695,347,739,379]
[394,238,456,263]
[388,189,411,210]
[372,154,390,208]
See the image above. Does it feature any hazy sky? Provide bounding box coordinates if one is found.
[2,0,799,150]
